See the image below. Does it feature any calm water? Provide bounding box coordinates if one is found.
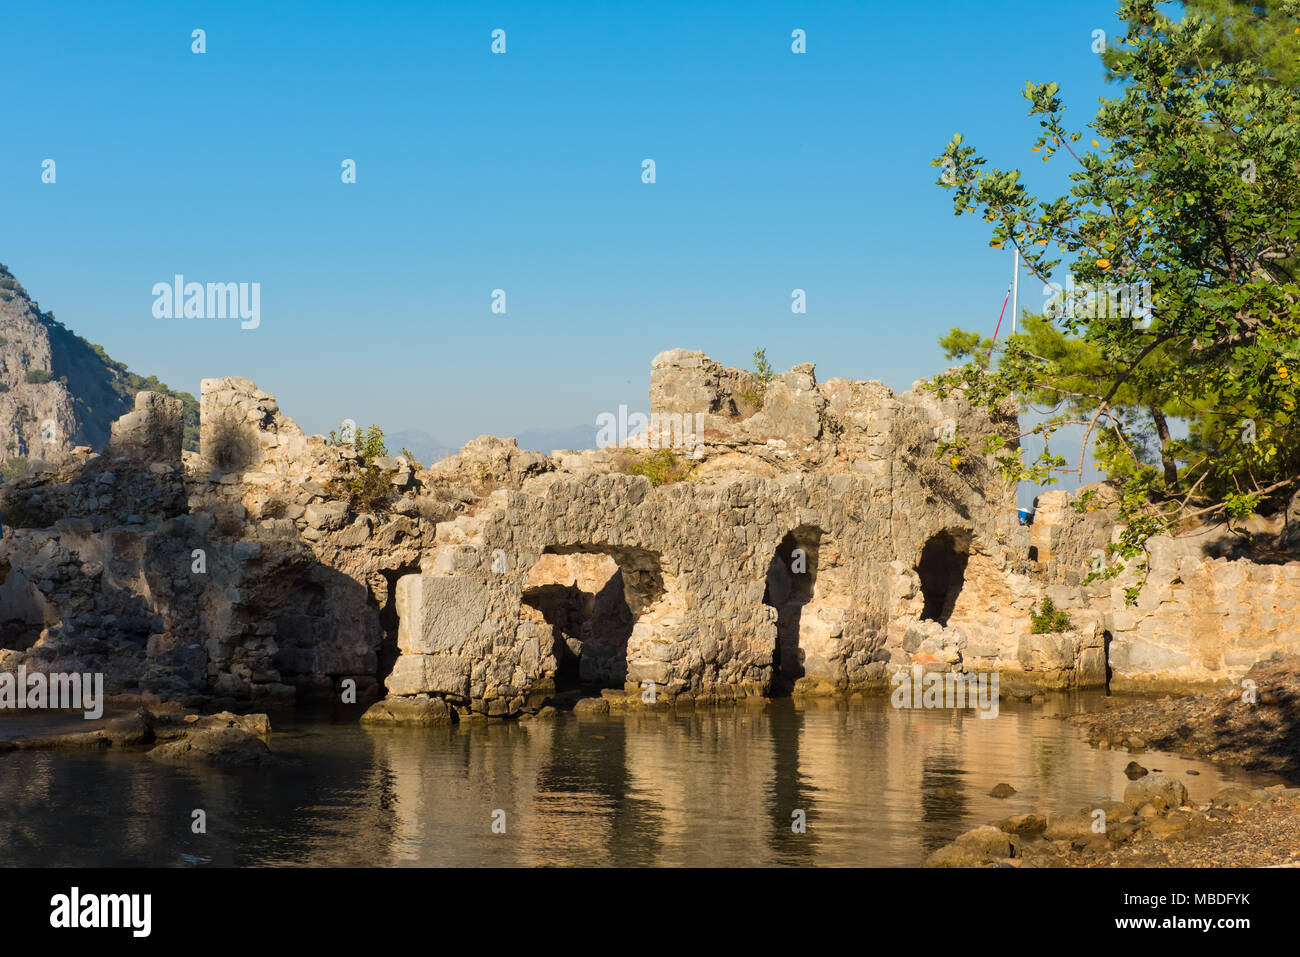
[0,696,1279,867]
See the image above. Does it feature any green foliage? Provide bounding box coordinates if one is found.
[939,328,996,368]
[738,346,778,408]
[327,423,395,512]
[1029,596,1074,633]
[354,424,388,465]
[1107,0,1300,92]
[0,458,30,483]
[934,429,971,471]
[618,449,696,486]
[931,0,1300,577]
[23,370,51,384]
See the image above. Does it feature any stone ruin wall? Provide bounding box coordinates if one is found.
[1,348,1297,717]
[1029,487,1300,691]
[0,379,436,709]
[386,348,1050,710]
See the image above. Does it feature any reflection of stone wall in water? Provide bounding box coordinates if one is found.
[2,336,1298,716]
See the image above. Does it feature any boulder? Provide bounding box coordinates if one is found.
[925,826,1020,867]
[1124,774,1189,812]
[360,696,454,727]
[147,727,272,765]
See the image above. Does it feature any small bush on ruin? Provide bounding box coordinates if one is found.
[616,449,696,487]
[327,423,396,513]
[1029,596,1073,634]
[738,346,777,408]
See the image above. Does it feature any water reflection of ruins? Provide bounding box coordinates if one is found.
[360,698,1265,867]
[0,700,1275,867]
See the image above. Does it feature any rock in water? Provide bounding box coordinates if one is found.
[147,727,272,765]
[360,696,453,726]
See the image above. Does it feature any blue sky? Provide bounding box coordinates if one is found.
[2,0,1126,467]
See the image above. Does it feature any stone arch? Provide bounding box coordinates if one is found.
[521,544,666,691]
[916,529,971,626]
[763,526,821,692]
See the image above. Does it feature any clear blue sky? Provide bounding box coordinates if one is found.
[2,0,1126,458]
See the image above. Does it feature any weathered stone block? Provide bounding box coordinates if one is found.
[396,575,490,655]
[385,653,470,696]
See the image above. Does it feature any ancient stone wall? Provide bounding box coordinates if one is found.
[382,349,1029,715]
[4,347,1296,718]
[1021,486,1300,690]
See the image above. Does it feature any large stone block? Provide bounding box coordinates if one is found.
[648,348,724,415]
[385,653,470,696]
[396,575,490,654]
[1110,638,1191,675]
[1016,631,1076,672]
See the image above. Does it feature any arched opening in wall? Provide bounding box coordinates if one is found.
[376,565,421,687]
[1103,630,1113,691]
[762,526,822,695]
[522,546,664,693]
[917,529,971,625]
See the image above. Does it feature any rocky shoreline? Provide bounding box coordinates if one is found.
[924,659,1300,867]
[927,776,1300,868]
[1065,658,1300,782]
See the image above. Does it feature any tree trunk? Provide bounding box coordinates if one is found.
[1149,404,1178,487]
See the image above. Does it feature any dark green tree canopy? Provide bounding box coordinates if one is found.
[931,0,1300,595]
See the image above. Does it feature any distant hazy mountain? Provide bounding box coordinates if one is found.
[388,429,458,465]
[511,424,598,454]
[388,424,598,463]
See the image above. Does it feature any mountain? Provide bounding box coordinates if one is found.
[388,429,458,466]
[511,424,599,454]
[0,263,199,479]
